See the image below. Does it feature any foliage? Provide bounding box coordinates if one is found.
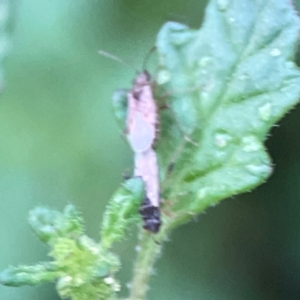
[1,0,300,299]
[0,178,144,300]
[114,0,300,233]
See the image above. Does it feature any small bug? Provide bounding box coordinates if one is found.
[127,71,161,233]
[99,50,162,233]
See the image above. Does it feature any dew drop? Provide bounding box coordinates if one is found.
[270,48,281,57]
[198,56,213,67]
[229,17,235,23]
[104,277,115,285]
[217,0,229,11]
[197,187,210,200]
[156,69,171,85]
[245,164,272,177]
[214,132,232,148]
[114,281,121,292]
[242,135,262,152]
[258,103,272,121]
[135,245,141,252]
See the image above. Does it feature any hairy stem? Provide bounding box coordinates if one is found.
[129,228,166,300]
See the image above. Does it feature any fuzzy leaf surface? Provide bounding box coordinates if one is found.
[100,178,145,249]
[28,204,83,244]
[154,0,300,229]
[0,263,58,287]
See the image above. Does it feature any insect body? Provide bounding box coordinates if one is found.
[99,50,162,233]
[126,71,161,233]
[126,71,158,153]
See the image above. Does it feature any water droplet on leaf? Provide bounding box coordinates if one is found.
[197,187,210,200]
[270,48,281,57]
[104,277,115,285]
[217,0,229,11]
[245,164,272,177]
[242,135,262,152]
[114,281,121,292]
[198,56,213,67]
[214,132,232,148]
[258,103,272,121]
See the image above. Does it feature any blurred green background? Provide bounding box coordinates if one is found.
[1,0,300,299]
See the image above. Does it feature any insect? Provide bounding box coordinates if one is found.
[99,50,162,233]
[127,71,161,233]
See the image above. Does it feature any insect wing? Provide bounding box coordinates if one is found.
[126,92,156,153]
[127,111,156,153]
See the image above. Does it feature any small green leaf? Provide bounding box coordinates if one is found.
[112,88,128,130]
[28,206,61,243]
[100,178,145,249]
[0,263,58,287]
[28,204,84,244]
[62,204,84,238]
[51,235,120,300]
[154,0,300,228]
[2,205,121,299]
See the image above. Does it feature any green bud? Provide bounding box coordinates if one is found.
[0,263,58,287]
[100,177,144,249]
[112,88,128,130]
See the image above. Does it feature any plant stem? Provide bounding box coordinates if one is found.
[128,228,165,300]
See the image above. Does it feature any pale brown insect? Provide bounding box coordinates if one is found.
[99,50,161,233]
[127,71,161,233]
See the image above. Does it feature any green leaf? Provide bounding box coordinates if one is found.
[2,204,121,299]
[154,0,300,228]
[51,235,120,300]
[0,263,58,287]
[28,204,84,244]
[100,178,145,249]
[112,88,128,131]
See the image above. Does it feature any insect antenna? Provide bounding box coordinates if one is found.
[142,46,156,71]
[98,50,139,74]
